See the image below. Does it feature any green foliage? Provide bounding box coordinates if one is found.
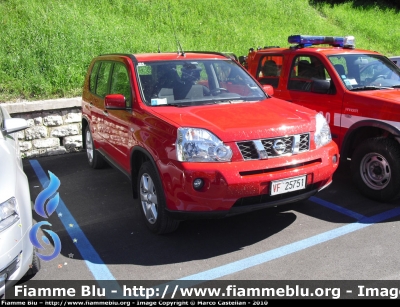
[1,0,399,102]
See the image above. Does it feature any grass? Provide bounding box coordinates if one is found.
[1,0,399,102]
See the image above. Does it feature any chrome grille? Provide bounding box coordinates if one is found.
[299,133,309,152]
[261,136,293,156]
[236,133,310,160]
[237,141,258,160]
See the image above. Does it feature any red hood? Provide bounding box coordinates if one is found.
[149,98,316,142]
[354,88,400,103]
[347,89,400,121]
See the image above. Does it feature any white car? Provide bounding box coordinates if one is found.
[389,56,400,68]
[0,105,39,296]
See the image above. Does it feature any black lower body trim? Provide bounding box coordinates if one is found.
[165,188,318,221]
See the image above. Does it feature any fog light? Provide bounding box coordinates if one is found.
[193,178,204,190]
[332,154,338,164]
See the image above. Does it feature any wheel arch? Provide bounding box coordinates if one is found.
[341,119,400,162]
[81,116,90,150]
[130,146,159,199]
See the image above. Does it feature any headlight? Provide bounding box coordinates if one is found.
[176,128,233,162]
[314,113,332,148]
[0,197,20,232]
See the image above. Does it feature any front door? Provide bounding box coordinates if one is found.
[284,55,344,143]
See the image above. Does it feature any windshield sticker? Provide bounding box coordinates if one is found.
[138,63,145,66]
[151,98,168,106]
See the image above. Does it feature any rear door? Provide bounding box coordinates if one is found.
[103,60,134,171]
[83,60,112,152]
[92,61,114,155]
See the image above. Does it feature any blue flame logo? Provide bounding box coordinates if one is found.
[29,171,62,261]
[34,172,60,218]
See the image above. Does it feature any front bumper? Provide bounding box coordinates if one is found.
[158,141,339,218]
[0,221,33,296]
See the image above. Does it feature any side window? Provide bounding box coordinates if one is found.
[96,62,112,98]
[329,56,349,80]
[110,63,132,107]
[330,55,361,89]
[288,56,331,92]
[89,61,100,93]
[256,55,282,88]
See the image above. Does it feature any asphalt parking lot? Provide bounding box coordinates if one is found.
[13,151,400,298]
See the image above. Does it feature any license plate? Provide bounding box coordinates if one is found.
[270,175,306,196]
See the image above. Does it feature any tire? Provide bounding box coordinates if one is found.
[137,161,180,234]
[351,137,400,202]
[85,126,105,169]
[25,247,41,277]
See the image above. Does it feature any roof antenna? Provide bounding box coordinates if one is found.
[158,43,161,53]
[168,4,185,56]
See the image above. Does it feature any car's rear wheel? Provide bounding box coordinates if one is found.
[137,161,179,234]
[85,126,105,169]
[351,137,400,202]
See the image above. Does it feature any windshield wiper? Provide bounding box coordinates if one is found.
[350,86,392,91]
[150,103,188,107]
[167,103,189,107]
[210,99,245,104]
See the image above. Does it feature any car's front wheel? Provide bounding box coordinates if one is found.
[85,126,105,169]
[351,137,400,202]
[137,161,180,234]
[24,247,41,278]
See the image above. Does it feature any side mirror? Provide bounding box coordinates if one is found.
[311,79,331,94]
[3,118,29,135]
[262,84,274,96]
[105,94,127,110]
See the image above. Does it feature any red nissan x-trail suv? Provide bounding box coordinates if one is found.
[82,51,339,234]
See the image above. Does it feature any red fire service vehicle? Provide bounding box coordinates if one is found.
[82,50,339,234]
[240,35,400,202]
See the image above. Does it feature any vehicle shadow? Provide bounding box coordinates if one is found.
[309,0,399,12]
[23,152,400,268]
[296,161,400,222]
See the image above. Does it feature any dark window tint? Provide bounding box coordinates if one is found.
[256,55,283,88]
[110,63,131,107]
[89,61,101,93]
[96,62,112,97]
[288,56,330,92]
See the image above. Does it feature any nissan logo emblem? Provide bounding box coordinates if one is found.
[273,139,286,155]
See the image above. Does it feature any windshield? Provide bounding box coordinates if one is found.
[136,59,266,106]
[328,54,400,90]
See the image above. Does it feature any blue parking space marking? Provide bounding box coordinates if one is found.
[176,198,400,281]
[29,158,400,290]
[309,196,365,220]
[29,160,121,297]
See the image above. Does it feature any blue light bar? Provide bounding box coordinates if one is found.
[288,35,352,48]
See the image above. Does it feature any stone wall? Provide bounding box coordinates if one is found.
[2,98,83,158]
